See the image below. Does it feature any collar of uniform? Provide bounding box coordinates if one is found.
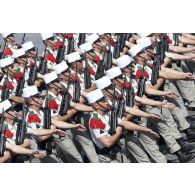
[48,90,60,100]
[28,108,42,116]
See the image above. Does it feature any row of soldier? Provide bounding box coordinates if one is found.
[1,33,195,162]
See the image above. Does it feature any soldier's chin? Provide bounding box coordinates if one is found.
[105,104,111,110]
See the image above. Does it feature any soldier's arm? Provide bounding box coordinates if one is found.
[179,36,195,45]
[5,142,45,158]
[0,151,11,163]
[161,57,172,67]
[169,45,195,53]
[145,84,167,96]
[9,95,24,104]
[135,96,175,108]
[27,127,65,137]
[145,83,179,99]
[52,109,77,121]
[159,67,195,80]
[118,120,159,138]
[125,106,161,120]
[70,101,94,112]
[151,78,165,90]
[165,52,191,60]
[98,127,122,148]
[182,33,195,40]
[51,119,86,131]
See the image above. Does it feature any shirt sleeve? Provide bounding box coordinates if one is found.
[92,128,108,139]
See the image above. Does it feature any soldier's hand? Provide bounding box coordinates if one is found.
[31,150,46,158]
[50,125,56,131]
[115,127,122,135]
[184,73,195,80]
[74,124,86,131]
[164,91,180,99]
[148,113,162,121]
[142,128,160,139]
[55,129,66,137]
[160,100,176,109]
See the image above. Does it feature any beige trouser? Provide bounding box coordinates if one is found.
[124,131,151,163]
[53,129,99,163]
[53,132,83,163]
[137,117,167,163]
[146,106,181,153]
[70,129,100,163]
[172,61,195,108]
[164,80,190,131]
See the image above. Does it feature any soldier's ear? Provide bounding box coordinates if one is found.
[4,112,9,118]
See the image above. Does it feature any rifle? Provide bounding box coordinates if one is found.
[95,45,106,80]
[108,84,124,162]
[109,83,118,135]
[39,45,47,74]
[105,36,113,70]
[78,33,86,46]
[15,59,28,97]
[59,70,71,116]
[137,64,146,97]
[117,87,125,119]
[125,70,135,107]
[67,36,74,54]
[1,71,10,101]
[113,34,120,59]
[43,88,52,155]
[72,61,81,103]
[21,33,26,44]
[16,101,28,145]
[27,48,38,86]
[119,33,127,51]
[173,33,179,46]
[151,42,163,85]
[84,52,92,89]
[0,109,6,157]
[56,35,66,64]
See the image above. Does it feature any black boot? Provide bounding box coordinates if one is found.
[184,128,195,142]
[177,137,195,153]
[175,150,195,163]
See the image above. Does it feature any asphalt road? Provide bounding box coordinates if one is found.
[0,33,45,54]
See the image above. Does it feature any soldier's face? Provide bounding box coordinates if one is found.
[47,38,56,48]
[60,71,69,82]
[27,50,36,58]
[124,67,131,74]
[115,77,124,88]
[96,97,111,111]
[6,65,15,76]
[51,81,62,90]
[30,97,43,107]
[7,36,15,44]
[93,41,103,51]
[5,110,17,119]
[87,51,96,61]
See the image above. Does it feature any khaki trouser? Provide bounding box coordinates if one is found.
[172,61,195,108]
[137,117,167,163]
[164,80,190,131]
[70,129,100,163]
[125,131,151,163]
[97,138,129,163]
[53,131,83,163]
[146,106,181,153]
